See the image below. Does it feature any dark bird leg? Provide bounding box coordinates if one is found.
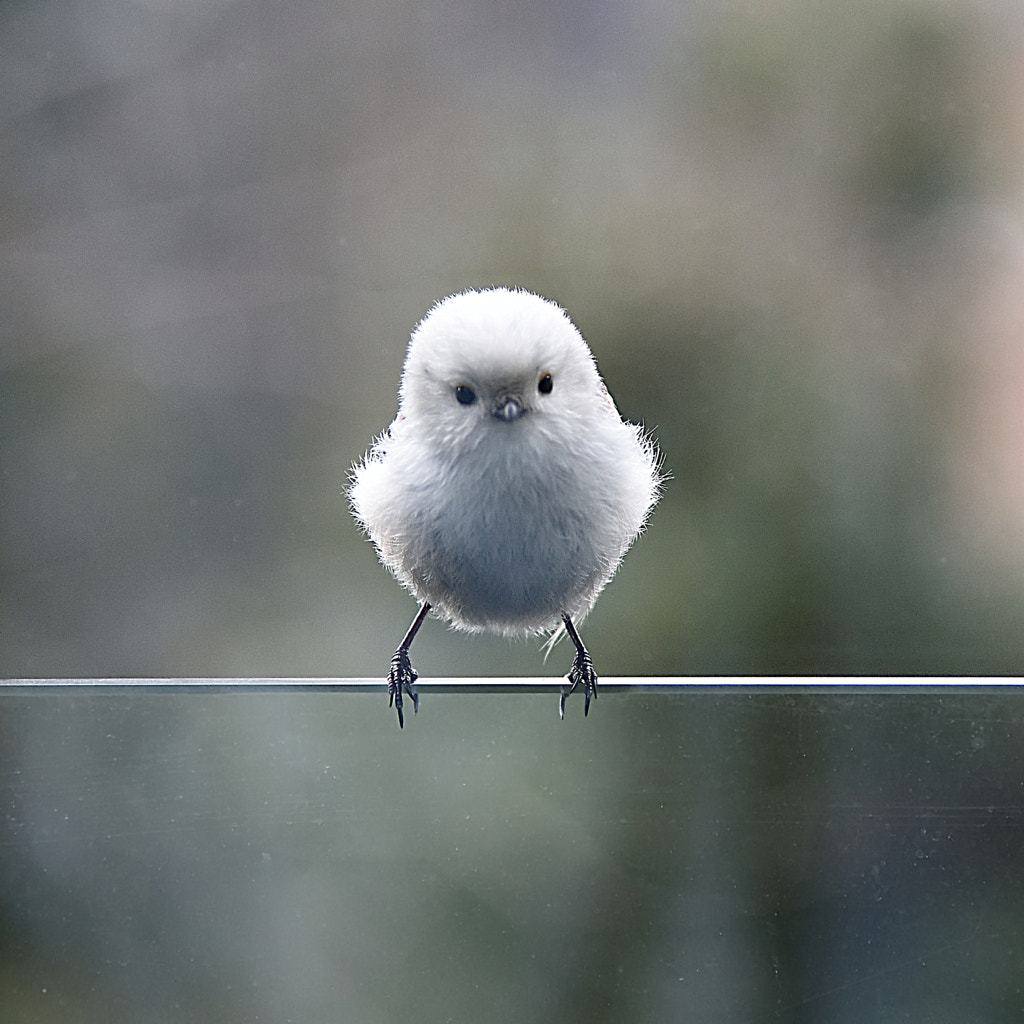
[390,601,430,728]
[559,612,598,719]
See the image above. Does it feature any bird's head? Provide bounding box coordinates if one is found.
[398,288,613,454]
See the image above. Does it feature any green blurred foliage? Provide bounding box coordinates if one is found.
[5,0,1024,677]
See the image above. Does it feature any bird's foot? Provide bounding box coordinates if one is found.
[559,648,598,719]
[389,647,419,728]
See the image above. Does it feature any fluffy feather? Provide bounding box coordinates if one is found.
[350,287,662,636]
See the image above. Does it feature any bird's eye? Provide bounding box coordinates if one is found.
[538,373,553,395]
[455,384,476,405]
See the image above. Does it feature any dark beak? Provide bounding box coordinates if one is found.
[491,394,525,421]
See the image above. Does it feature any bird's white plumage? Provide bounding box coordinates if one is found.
[350,288,661,636]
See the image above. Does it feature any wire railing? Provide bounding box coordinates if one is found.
[1,677,1022,695]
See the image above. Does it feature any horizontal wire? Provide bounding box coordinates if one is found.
[1,677,1023,696]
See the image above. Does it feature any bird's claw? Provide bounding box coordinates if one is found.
[389,648,419,728]
[559,649,598,719]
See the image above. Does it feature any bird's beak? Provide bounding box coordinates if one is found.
[491,394,525,422]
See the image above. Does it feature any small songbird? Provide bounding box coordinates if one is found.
[350,288,662,726]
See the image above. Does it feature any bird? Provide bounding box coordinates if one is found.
[349,287,662,726]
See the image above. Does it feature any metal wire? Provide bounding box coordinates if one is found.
[1,677,1022,696]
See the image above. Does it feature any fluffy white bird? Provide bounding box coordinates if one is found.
[350,287,662,725]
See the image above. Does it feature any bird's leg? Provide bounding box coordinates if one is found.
[559,612,598,719]
[390,601,430,728]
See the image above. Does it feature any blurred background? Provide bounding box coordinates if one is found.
[3,0,1024,1020]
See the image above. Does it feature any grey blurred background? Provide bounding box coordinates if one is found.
[6,0,1024,680]
[4,1,1024,1021]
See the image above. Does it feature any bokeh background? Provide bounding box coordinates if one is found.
[4,0,1024,1020]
